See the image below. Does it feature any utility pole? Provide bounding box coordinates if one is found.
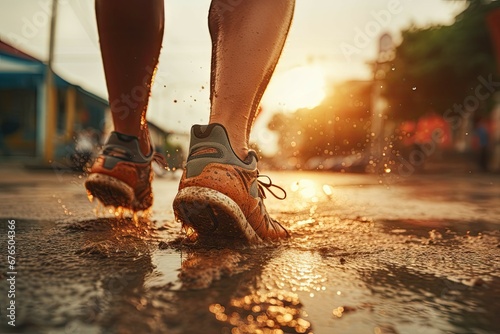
[44,0,58,163]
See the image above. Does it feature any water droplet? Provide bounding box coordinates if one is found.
[412,87,417,91]
[332,306,344,318]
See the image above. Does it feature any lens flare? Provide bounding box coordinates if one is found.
[264,65,327,112]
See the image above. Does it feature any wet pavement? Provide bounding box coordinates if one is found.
[0,166,499,334]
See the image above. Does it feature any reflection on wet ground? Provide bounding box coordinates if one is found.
[0,170,499,333]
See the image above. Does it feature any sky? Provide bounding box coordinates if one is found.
[0,0,466,152]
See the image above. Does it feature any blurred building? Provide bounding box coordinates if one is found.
[0,40,180,169]
[0,39,108,162]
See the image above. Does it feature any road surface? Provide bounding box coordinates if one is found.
[0,166,499,334]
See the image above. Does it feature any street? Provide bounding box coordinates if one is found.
[0,166,499,334]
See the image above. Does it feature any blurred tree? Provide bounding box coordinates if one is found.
[384,0,500,120]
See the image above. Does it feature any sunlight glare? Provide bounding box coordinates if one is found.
[264,65,327,112]
[291,179,318,199]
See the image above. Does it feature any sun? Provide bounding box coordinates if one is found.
[263,65,327,112]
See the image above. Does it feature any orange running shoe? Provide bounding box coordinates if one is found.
[173,124,289,243]
[85,132,166,212]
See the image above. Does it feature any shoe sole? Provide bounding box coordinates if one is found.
[85,173,136,210]
[173,186,262,244]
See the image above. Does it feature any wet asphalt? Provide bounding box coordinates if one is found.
[0,166,499,334]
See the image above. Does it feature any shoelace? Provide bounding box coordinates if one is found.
[152,152,169,170]
[257,174,287,200]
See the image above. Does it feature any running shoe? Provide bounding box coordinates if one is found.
[173,123,289,243]
[85,131,166,212]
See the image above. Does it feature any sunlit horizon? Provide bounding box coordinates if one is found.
[263,65,327,113]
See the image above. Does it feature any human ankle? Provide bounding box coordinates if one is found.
[226,134,249,161]
[222,129,249,161]
[234,147,249,162]
[138,132,152,156]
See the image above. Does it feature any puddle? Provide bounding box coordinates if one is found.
[0,171,499,333]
